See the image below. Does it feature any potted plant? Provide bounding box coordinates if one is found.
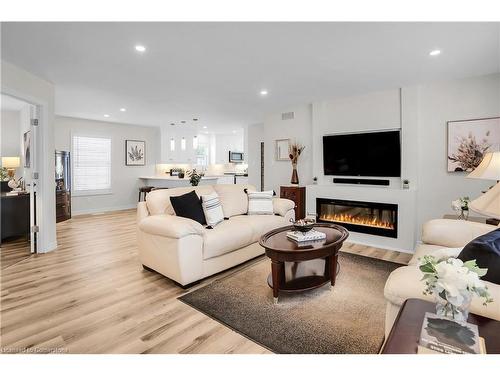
[452,196,470,220]
[419,255,492,322]
[288,142,305,185]
[188,169,204,186]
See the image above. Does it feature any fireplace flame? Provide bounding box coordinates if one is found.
[320,213,395,230]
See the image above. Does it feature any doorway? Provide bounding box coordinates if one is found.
[0,93,38,268]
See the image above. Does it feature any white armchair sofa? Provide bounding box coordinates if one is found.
[384,219,500,337]
[137,184,295,287]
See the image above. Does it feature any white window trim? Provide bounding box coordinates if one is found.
[71,133,113,197]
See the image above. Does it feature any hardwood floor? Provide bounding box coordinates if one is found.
[0,237,31,270]
[0,209,411,354]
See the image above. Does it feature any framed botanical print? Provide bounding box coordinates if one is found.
[125,140,146,166]
[447,117,500,172]
[275,139,290,161]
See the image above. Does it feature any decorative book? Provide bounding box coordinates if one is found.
[286,229,326,242]
[418,312,482,354]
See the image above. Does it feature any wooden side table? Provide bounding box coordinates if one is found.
[381,298,500,354]
[280,185,305,220]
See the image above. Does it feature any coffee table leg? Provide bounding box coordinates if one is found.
[330,254,338,286]
[271,260,283,304]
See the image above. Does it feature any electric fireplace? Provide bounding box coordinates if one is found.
[316,198,398,238]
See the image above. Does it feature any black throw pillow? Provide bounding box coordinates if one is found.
[170,190,206,225]
[457,228,500,284]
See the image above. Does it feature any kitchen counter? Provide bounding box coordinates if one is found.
[139,175,219,188]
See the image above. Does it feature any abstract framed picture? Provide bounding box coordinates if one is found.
[125,140,145,166]
[275,139,290,161]
[23,130,31,168]
[447,117,500,172]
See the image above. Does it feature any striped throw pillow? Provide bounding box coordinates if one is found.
[200,192,224,227]
[247,190,274,215]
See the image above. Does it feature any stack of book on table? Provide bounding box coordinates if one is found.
[418,312,486,354]
[286,229,326,242]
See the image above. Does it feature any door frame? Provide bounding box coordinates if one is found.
[1,88,48,254]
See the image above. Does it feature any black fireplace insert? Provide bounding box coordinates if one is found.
[316,198,398,238]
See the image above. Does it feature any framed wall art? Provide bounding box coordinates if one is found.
[125,140,146,166]
[447,117,500,172]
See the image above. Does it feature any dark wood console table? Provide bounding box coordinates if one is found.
[1,192,30,242]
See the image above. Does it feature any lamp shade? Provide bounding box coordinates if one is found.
[469,182,500,219]
[1,156,20,169]
[467,152,500,180]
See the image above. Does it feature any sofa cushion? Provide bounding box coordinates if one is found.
[170,190,206,225]
[247,190,274,215]
[457,228,500,284]
[202,219,254,260]
[200,192,224,227]
[232,214,288,243]
[146,185,215,215]
[214,184,256,217]
[409,244,463,266]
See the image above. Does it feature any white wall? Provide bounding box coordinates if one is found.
[247,123,263,189]
[1,110,21,156]
[415,73,499,231]
[263,104,313,193]
[1,60,57,253]
[54,116,160,215]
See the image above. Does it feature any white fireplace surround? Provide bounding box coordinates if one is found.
[306,184,417,253]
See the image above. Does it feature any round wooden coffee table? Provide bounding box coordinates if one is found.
[259,223,349,304]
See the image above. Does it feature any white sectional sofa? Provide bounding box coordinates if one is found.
[384,219,500,337]
[137,184,295,286]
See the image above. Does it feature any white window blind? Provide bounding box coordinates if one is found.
[73,136,112,193]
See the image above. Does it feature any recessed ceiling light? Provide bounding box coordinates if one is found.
[120,108,126,112]
[193,118,198,121]
[135,45,146,52]
[104,114,110,118]
[203,126,207,129]
[181,120,186,124]
[170,123,175,126]
[232,130,237,134]
[260,89,268,96]
[429,49,441,56]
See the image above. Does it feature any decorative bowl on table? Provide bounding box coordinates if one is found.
[290,218,315,233]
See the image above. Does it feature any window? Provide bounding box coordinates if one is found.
[72,136,112,195]
[196,142,209,166]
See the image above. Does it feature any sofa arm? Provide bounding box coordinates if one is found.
[137,202,149,223]
[139,214,205,239]
[421,219,497,248]
[273,198,295,217]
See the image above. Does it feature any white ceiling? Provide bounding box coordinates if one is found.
[1,22,499,132]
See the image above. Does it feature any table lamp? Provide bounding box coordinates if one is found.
[2,156,20,178]
[467,151,500,224]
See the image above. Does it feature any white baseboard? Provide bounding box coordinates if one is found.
[345,238,415,254]
[72,203,137,216]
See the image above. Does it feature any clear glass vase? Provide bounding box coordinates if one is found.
[435,294,471,322]
[458,207,469,220]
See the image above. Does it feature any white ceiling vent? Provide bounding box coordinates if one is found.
[281,111,294,120]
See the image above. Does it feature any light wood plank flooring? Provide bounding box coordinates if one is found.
[0,209,411,354]
[1,237,31,270]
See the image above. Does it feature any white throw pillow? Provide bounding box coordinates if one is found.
[247,190,274,215]
[200,192,224,227]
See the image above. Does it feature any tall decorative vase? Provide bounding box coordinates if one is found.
[291,163,299,184]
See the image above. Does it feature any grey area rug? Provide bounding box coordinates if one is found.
[179,252,402,354]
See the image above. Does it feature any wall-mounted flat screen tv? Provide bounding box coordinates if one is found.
[323,130,401,177]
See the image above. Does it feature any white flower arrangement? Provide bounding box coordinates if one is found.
[451,196,470,212]
[419,255,493,321]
